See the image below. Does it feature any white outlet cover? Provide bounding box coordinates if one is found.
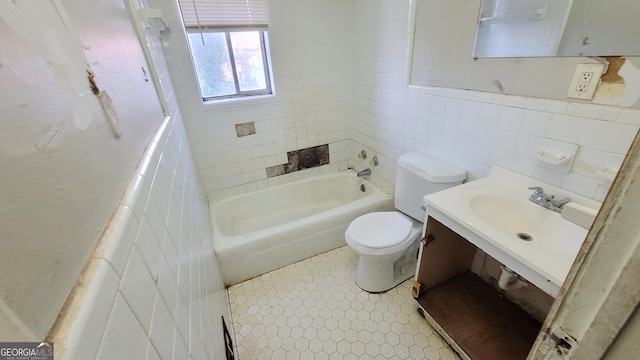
[567,63,606,100]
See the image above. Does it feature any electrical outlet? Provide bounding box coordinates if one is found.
[567,63,606,100]
[575,72,593,92]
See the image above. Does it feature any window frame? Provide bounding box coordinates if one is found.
[186,27,273,102]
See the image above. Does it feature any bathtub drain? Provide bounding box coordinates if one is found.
[360,184,366,192]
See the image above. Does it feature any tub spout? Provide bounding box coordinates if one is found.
[357,168,371,177]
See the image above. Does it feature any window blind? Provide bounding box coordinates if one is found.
[178,0,269,29]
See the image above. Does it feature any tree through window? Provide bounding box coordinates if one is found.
[179,0,272,100]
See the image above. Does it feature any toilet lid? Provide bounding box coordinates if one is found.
[348,212,412,248]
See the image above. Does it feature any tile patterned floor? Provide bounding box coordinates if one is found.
[227,246,462,359]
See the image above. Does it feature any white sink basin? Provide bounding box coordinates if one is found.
[424,167,599,297]
[468,194,583,255]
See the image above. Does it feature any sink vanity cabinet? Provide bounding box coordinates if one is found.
[412,216,542,360]
[410,167,601,359]
[412,216,476,293]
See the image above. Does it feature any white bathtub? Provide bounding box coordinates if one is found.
[211,171,393,286]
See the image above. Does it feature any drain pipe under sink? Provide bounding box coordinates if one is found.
[498,266,528,291]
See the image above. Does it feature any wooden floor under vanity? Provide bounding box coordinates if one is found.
[415,271,541,360]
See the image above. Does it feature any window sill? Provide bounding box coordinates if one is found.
[201,93,276,109]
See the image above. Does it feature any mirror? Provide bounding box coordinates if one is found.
[473,0,640,58]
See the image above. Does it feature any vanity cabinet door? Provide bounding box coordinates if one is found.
[414,216,477,295]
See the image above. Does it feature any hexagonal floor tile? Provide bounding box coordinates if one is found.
[227,246,461,359]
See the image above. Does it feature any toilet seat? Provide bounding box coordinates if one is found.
[347,212,413,248]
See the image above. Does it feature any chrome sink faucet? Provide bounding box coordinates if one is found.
[528,187,572,213]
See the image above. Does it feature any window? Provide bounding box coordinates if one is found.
[178,0,272,101]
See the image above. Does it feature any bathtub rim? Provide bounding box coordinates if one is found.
[210,171,392,247]
[209,171,394,286]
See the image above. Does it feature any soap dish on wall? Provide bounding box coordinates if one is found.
[532,151,571,165]
[531,139,578,174]
[596,167,618,181]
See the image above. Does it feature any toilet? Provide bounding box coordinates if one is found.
[345,152,466,292]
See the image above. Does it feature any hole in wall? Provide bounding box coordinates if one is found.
[235,122,256,137]
[265,144,330,178]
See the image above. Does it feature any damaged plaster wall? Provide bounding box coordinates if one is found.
[594,57,640,108]
[0,0,163,339]
[410,0,640,108]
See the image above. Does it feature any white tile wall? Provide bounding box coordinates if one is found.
[351,0,640,202]
[95,293,149,359]
[144,0,640,205]
[358,82,639,201]
[53,112,231,360]
[153,0,355,201]
[52,113,230,360]
[51,1,231,358]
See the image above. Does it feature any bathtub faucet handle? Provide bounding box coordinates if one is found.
[357,168,372,178]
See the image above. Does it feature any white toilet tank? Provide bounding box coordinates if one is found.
[395,153,466,221]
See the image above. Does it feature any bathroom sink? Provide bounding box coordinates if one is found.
[467,194,583,255]
[423,166,600,296]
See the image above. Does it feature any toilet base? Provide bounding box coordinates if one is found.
[354,242,420,292]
